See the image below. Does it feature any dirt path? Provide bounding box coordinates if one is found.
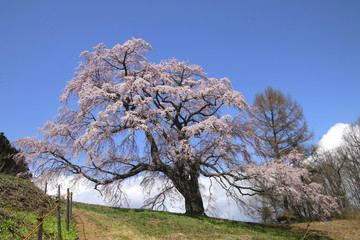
[73,208,155,240]
[73,208,102,240]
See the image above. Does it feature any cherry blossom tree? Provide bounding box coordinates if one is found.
[245,151,339,221]
[15,38,261,215]
[14,38,338,219]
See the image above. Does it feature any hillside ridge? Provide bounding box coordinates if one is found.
[0,173,77,239]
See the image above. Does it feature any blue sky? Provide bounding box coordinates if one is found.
[1,0,360,145]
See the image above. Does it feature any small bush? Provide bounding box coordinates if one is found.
[277,213,296,223]
[261,206,273,223]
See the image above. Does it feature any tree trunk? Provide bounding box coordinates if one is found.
[183,182,205,215]
[170,172,206,216]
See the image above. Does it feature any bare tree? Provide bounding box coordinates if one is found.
[311,117,360,209]
[253,87,313,159]
[311,149,349,208]
[341,118,360,207]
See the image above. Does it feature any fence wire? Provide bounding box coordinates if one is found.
[23,195,69,240]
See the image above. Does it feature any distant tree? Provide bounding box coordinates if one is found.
[253,87,313,158]
[0,132,30,177]
[341,118,360,207]
[311,117,360,209]
[310,149,349,208]
[251,87,319,221]
[246,151,338,221]
[261,206,273,224]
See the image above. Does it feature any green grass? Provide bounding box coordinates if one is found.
[0,209,77,240]
[74,202,327,240]
[0,173,78,240]
[0,172,339,239]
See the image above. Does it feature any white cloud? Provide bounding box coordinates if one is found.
[35,123,353,223]
[305,123,350,165]
[38,175,104,205]
[317,123,349,151]
[37,174,253,222]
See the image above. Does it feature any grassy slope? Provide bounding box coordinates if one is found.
[3,173,357,239]
[292,219,360,240]
[73,202,330,240]
[0,173,77,240]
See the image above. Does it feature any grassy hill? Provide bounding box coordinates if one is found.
[2,172,359,239]
[73,202,331,240]
[0,173,77,240]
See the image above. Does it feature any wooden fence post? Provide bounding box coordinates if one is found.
[66,188,70,231]
[37,217,44,240]
[56,185,62,240]
[70,192,73,220]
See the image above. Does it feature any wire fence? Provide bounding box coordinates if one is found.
[23,185,73,240]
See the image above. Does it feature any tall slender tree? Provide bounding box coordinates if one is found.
[253,87,313,159]
[252,87,315,220]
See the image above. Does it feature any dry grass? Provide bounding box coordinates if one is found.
[292,219,360,240]
[0,173,77,240]
[73,202,328,240]
[0,173,54,213]
[74,208,155,240]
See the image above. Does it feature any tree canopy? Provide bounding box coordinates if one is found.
[311,117,360,209]
[251,87,321,221]
[15,38,261,215]
[15,39,338,219]
[0,132,29,177]
[253,87,313,158]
